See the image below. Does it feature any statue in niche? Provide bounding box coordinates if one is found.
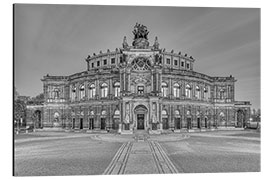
[121,54,127,65]
[152,114,157,123]
[154,54,162,65]
[124,114,130,124]
[124,103,130,123]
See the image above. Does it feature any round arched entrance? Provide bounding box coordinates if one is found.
[33,110,42,128]
[237,109,245,128]
[134,105,148,130]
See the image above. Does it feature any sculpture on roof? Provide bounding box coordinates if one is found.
[122,36,129,49]
[132,23,149,40]
[153,36,159,50]
[132,23,150,49]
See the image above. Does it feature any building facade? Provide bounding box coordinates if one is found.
[27,24,251,133]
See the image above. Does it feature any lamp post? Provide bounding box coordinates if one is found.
[32,113,36,132]
[19,117,23,132]
[16,120,19,134]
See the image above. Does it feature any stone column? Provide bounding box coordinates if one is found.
[85,81,88,99]
[120,69,125,95]
[156,102,160,129]
[158,70,162,96]
[170,104,174,130]
[131,102,134,130]
[151,69,154,92]
[96,79,99,99]
[75,83,79,101]
[127,69,130,92]
[123,71,126,92]
[83,106,87,129]
[169,78,172,99]
[95,106,101,130]
[156,72,159,94]
[87,61,90,71]
[160,104,163,130]
[109,78,113,98]
[119,102,124,132]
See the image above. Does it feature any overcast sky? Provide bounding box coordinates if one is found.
[14,4,260,109]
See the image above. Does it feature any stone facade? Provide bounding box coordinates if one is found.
[26,24,251,133]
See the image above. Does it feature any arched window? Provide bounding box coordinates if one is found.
[195,86,200,99]
[88,84,96,99]
[228,85,232,99]
[53,88,60,99]
[220,112,225,117]
[175,110,180,116]
[162,110,167,116]
[220,89,225,99]
[185,84,191,98]
[219,112,225,121]
[101,110,107,116]
[90,110,95,115]
[49,87,53,99]
[54,112,59,122]
[204,86,209,100]
[114,82,120,97]
[173,83,180,98]
[101,83,108,98]
[137,85,144,94]
[114,110,120,115]
[161,82,168,97]
[79,84,85,100]
[71,86,76,101]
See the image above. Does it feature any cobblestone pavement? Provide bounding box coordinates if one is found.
[14,130,260,176]
[161,131,260,173]
[14,133,122,176]
[103,133,181,175]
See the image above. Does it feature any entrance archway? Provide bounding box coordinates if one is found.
[237,109,245,128]
[204,117,208,128]
[80,118,83,129]
[53,112,60,127]
[89,118,94,130]
[72,118,75,129]
[134,105,148,130]
[162,110,169,130]
[34,110,42,128]
[174,110,181,129]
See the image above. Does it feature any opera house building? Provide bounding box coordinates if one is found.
[27,24,251,134]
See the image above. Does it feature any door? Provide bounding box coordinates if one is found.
[197,117,201,128]
[72,118,75,129]
[80,118,83,129]
[89,118,94,130]
[112,118,119,130]
[187,117,192,129]
[152,123,157,130]
[162,118,169,130]
[124,123,130,130]
[137,114,145,130]
[175,118,181,129]
[101,118,106,130]
[38,112,42,128]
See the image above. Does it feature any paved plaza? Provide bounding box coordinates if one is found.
[14,130,260,176]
